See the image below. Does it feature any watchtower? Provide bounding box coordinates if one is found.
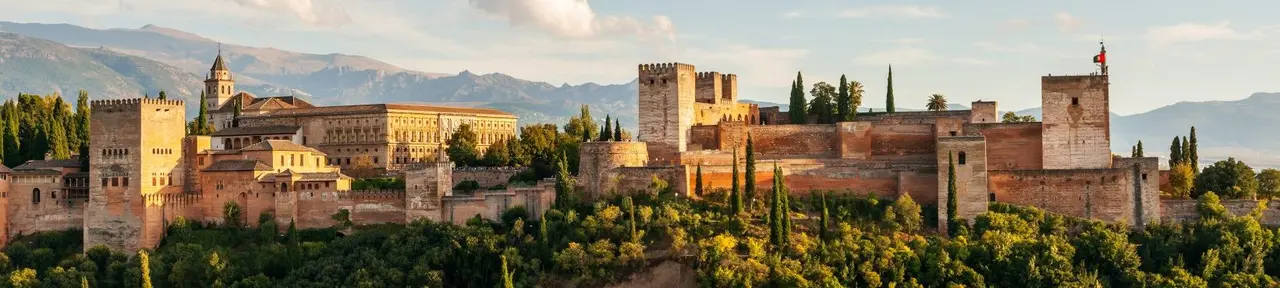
[637,63,696,164]
[85,98,187,252]
[1040,75,1111,169]
[404,145,452,223]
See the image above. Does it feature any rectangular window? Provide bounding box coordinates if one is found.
[123,177,129,187]
[373,157,379,164]
[102,178,108,187]
[958,152,968,165]
[111,178,118,187]
[1072,97,1079,105]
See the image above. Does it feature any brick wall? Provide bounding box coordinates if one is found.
[686,159,939,204]
[1160,199,1280,225]
[346,190,406,225]
[744,125,838,159]
[967,123,1043,170]
[870,124,936,160]
[452,168,527,188]
[937,137,988,229]
[988,157,1159,226]
[1041,75,1111,169]
[8,175,85,239]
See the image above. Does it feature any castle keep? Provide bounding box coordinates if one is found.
[582,62,1165,229]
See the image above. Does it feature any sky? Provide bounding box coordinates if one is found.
[2,0,1279,115]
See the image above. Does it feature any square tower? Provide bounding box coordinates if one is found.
[1041,75,1111,169]
[694,71,722,104]
[637,63,696,164]
[85,98,187,252]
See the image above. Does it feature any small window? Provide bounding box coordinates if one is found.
[1142,173,1148,180]
[123,178,129,187]
[958,152,967,165]
[111,178,119,187]
[988,193,996,202]
[32,188,40,204]
[1071,97,1079,105]
[949,131,957,136]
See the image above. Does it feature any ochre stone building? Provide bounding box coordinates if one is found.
[201,52,519,172]
[581,62,1176,230]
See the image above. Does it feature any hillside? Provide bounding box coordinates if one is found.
[0,21,637,127]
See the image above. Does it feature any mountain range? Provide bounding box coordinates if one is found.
[0,21,1277,168]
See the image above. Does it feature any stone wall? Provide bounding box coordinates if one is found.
[1160,199,1280,225]
[937,137,989,229]
[602,166,687,197]
[638,63,696,164]
[989,157,1159,226]
[967,123,1044,170]
[8,175,86,239]
[685,159,939,204]
[441,182,555,225]
[346,190,407,225]
[1041,75,1111,169]
[451,168,526,188]
[579,142,649,199]
[869,124,936,160]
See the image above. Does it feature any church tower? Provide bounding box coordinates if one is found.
[204,47,235,111]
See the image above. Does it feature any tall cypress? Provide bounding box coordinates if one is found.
[232,96,242,128]
[768,164,781,247]
[744,134,756,205]
[1169,137,1182,167]
[614,121,621,141]
[47,96,71,159]
[140,250,153,288]
[788,72,808,124]
[2,101,19,167]
[74,90,90,150]
[818,191,829,241]
[837,75,851,121]
[1136,141,1144,157]
[601,115,612,141]
[731,150,742,215]
[886,64,896,113]
[780,166,790,248]
[1181,136,1190,164]
[695,163,704,196]
[1189,126,1199,173]
[501,255,514,288]
[287,219,301,268]
[947,152,958,236]
[627,196,638,242]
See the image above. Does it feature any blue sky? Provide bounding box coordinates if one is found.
[3,0,1280,114]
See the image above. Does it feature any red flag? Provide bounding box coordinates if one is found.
[1093,52,1105,64]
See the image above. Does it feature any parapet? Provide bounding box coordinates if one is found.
[695,71,722,81]
[340,189,407,200]
[1041,74,1108,86]
[638,62,696,77]
[90,98,186,110]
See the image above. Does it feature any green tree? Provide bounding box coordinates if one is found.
[788,72,807,124]
[140,250,153,288]
[886,64,896,113]
[601,115,612,141]
[927,94,948,111]
[1189,126,1199,173]
[1170,136,1183,168]
[157,90,167,100]
[189,92,214,135]
[1168,163,1195,198]
[694,163,704,196]
[3,101,21,168]
[501,255,514,288]
[614,121,622,141]
[769,164,782,248]
[847,80,864,121]
[8,268,38,288]
[837,75,853,121]
[286,219,300,268]
[563,105,597,142]
[46,96,71,159]
[730,150,742,215]
[222,201,244,229]
[1001,111,1036,123]
[73,90,90,151]
[482,137,512,166]
[1181,136,1190,164]
[818,191,829,240]
[232,96,242,128]
[1136,141,1144,157]
[893,193,922,232]
[947,152,958,235]
[744,134,756,207]
[554,152,576,208]
[809,82,837,124]
[446,123,480,166]
[1256,169,1280,199]
[1193,157,1258,199]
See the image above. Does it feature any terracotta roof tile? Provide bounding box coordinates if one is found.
[243,103,516,118]
[240,140,326,154]
[13,159,81,171]
[210,125,300,137]
[203,160,271,172]
[297,172,351,181]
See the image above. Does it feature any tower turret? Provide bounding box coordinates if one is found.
[204,45,235,111]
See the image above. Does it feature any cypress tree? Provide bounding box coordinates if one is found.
[695,163,704,196]
[232,96,242,128]
[627,196,638,242]
[947,152,958,236]
[1181,136,1190,164]
[539,213,549,246]
[837,75,851,121]
[74,90,90,150]
[819,191,829,241]
[47,97,71,159]
[1170,137,1182,167]
[1189,126,1199,173]
[581,125,590,142]
[82,276,89,288]
[554,152,575,208]
[768,164,780,247]
[140,250,153,288]
[1131,146,1137,158]
[2,101,19,167]
[745,134,756,205]
[731,150,742,215]
[501,255,514,288]
[601,115,612,141]
[157,90,167,100]
[614,121,622,141]
[79,144,89,171]
[886,64,896,113]
[788,72,808,124]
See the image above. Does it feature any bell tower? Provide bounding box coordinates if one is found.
[204,44,235,111]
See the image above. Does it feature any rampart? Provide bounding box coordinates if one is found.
[988,157,1160,226]
[452,167,527,188]
[1160,199,1280,225]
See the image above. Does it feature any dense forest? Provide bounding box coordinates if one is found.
[0,92,92,169]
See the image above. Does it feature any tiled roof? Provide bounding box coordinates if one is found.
[210,125,300,137]
[203,160,272,172]
[212,52,228,71]
[243,103,516,118]
[13,159,81,171]
[240,140,326,154]
[0,165,12,174]
[243,97,297,111]
[297,172,351,181]
[212,94,316,113]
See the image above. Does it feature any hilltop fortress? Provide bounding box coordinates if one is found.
[581,62,1256,229]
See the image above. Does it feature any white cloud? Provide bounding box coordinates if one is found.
[839,5,945,19]
[229,0,351,27]
[1144,22,1257,47]
[852,47,936,66]
[683,45,810,87]
[467,0,675,41]
[1054,12,1082,32]
[951,57,994,65]
[782,11,802,19]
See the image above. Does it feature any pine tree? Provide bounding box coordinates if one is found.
[745,134,756,205]
[788,72,807,124]
[140,250,153,288]
[157,90,167,100]
[501,255,514,288]
[837,75,851,121]
[886,64,896,113]
[1170,137,1182,167]
[947,152,958,236]
[601,115,613,141]
[614,121,622,141]
[730,150,742,215]
[1189,126,1199,173]
[695,163,704,196]
[1136,141,1144,157]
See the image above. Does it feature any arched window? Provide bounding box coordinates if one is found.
[280,183,289,192]
[32,188,40,204]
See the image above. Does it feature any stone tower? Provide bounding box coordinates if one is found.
[637,63,696,164]
[404,144,452,222]
[1040,75,1111,169]
[85,98,187,252]
[204,49,235,111]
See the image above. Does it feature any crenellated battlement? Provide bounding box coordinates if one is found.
[695,71,722,80]
[720,74,737,83]
[638,62,695,77]
[90,98,185,110]
[341,189,407,200]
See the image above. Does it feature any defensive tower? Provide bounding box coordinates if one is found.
[1040,75,1111,169]
[637,63,696,164]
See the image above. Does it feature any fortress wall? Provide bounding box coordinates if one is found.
[870,124,936,159]
[685,159,938,204]
[688,126,719,151]
[452,168,526,188]
[967,123,1044,170]
[837,122,873,160]
[293,191,346,229]
[602,166,687,197]
[989,169,1135,223]
[8,178,85,238]
[1161,199,1280,225]
[744,125,838,158]
[347,191,406,225]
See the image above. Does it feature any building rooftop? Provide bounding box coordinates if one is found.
[241,103,517,118]
[13,159,81,171]
[298,171,351,181]
[210,125,301,137]
[203,160,272,172]
[212,93,317,113]
[240,139,326,154]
